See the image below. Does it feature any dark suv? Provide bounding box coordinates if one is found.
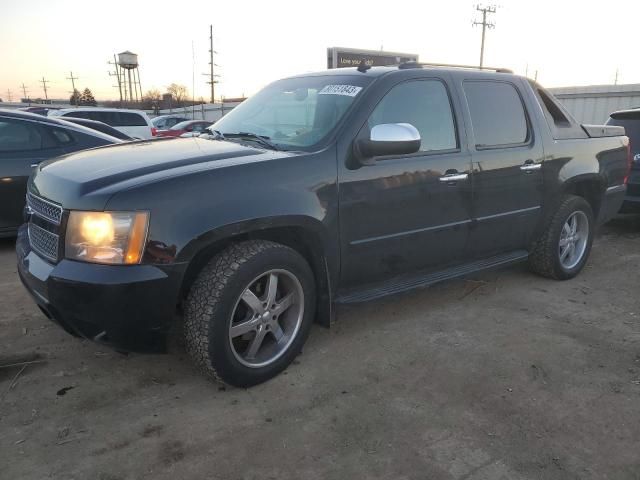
[607,109,640,211]
[0,109,120,237]
[17,64,629,387]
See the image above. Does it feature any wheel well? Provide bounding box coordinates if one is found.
[564,179,604,217]
[178,226,333,327]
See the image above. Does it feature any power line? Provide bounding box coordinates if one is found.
[40,76,50,100]
[473,4,496,69]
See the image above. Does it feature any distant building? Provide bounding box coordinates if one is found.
[549,84,640,124]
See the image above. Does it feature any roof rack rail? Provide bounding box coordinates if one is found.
[398,61,513,74]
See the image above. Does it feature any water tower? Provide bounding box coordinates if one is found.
[116,50,142,103]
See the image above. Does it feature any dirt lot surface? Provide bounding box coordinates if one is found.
[1,218,640,480]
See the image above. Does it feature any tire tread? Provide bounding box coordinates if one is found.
[183,240,287,383]
[528,194,593,280]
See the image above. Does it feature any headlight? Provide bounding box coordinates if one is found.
[65,211,149,265]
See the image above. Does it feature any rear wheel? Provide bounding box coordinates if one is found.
[184,240,315,387]
[528,195,594,280]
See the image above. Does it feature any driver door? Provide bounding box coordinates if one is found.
[338,78,473,288]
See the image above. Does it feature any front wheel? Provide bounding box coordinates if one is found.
[184,240,316,387]
[528,195,595,280]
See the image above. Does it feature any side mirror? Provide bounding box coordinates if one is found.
[356,123,421,162]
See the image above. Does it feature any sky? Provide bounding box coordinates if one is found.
[1,0,639,102]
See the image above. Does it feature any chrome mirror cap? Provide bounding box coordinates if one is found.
[354,123,421,163]
[370,123,421,143]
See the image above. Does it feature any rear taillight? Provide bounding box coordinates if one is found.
[151,127,158,137]
[624,140,632,184]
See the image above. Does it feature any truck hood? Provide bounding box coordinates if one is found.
[29,137,282,210]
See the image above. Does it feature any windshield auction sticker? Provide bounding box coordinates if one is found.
[318,85,363,97]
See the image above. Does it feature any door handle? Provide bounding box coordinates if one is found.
[520,162,541,172]
[30,163,40,168]
[439,173,469,183]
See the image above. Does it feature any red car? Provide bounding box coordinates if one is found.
[155,120,212,137]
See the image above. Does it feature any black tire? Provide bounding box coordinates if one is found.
[184,240,315,387]
[528,195,594,280]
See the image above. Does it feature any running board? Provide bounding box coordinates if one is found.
[336,250,529,304]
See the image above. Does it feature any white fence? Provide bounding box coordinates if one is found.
[152,102,242,122]
[549,84,640,124]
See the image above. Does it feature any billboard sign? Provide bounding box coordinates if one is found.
[327,47,419,69]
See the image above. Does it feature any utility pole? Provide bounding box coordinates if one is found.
[6,89,12,102]
[108,56,124,104]
[204,24,219,103]
[40,76,50,101]
[66,72,79,95]
[614,68,619,85]
[473,5,496,69]
[66,71,79,105]
[21,83,30,105]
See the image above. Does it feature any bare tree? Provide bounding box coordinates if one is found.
[166,83,188,105]
[141,88,162,110]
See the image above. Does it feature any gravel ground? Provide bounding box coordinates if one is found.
[1,217,639,480]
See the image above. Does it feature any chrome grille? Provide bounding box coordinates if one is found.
[27,192,63,225]
[28,222,59,262]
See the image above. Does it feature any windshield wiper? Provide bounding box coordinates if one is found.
[224,132,280,151]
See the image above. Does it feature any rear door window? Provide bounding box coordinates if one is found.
[64,111,146,127]
[0,119,43,152]
[463,81,529,148]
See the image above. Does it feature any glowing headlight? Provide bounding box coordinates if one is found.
[65,211,149,265]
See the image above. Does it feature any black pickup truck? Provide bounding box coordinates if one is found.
[17,63,630,386]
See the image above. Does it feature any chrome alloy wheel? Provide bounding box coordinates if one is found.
[228,269,304,368]
[558,211,589,270]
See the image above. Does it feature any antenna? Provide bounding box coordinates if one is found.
[473,4,497,68]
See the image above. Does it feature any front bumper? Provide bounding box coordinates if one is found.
[16,226,186,353]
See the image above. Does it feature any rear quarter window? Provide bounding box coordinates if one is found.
[116,112,147,127]
[49,128,74,146]
[463,81,529,148]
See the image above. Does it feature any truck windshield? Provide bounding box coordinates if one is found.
[212,75,372,150]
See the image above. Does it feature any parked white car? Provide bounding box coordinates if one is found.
[49,108,156,139]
